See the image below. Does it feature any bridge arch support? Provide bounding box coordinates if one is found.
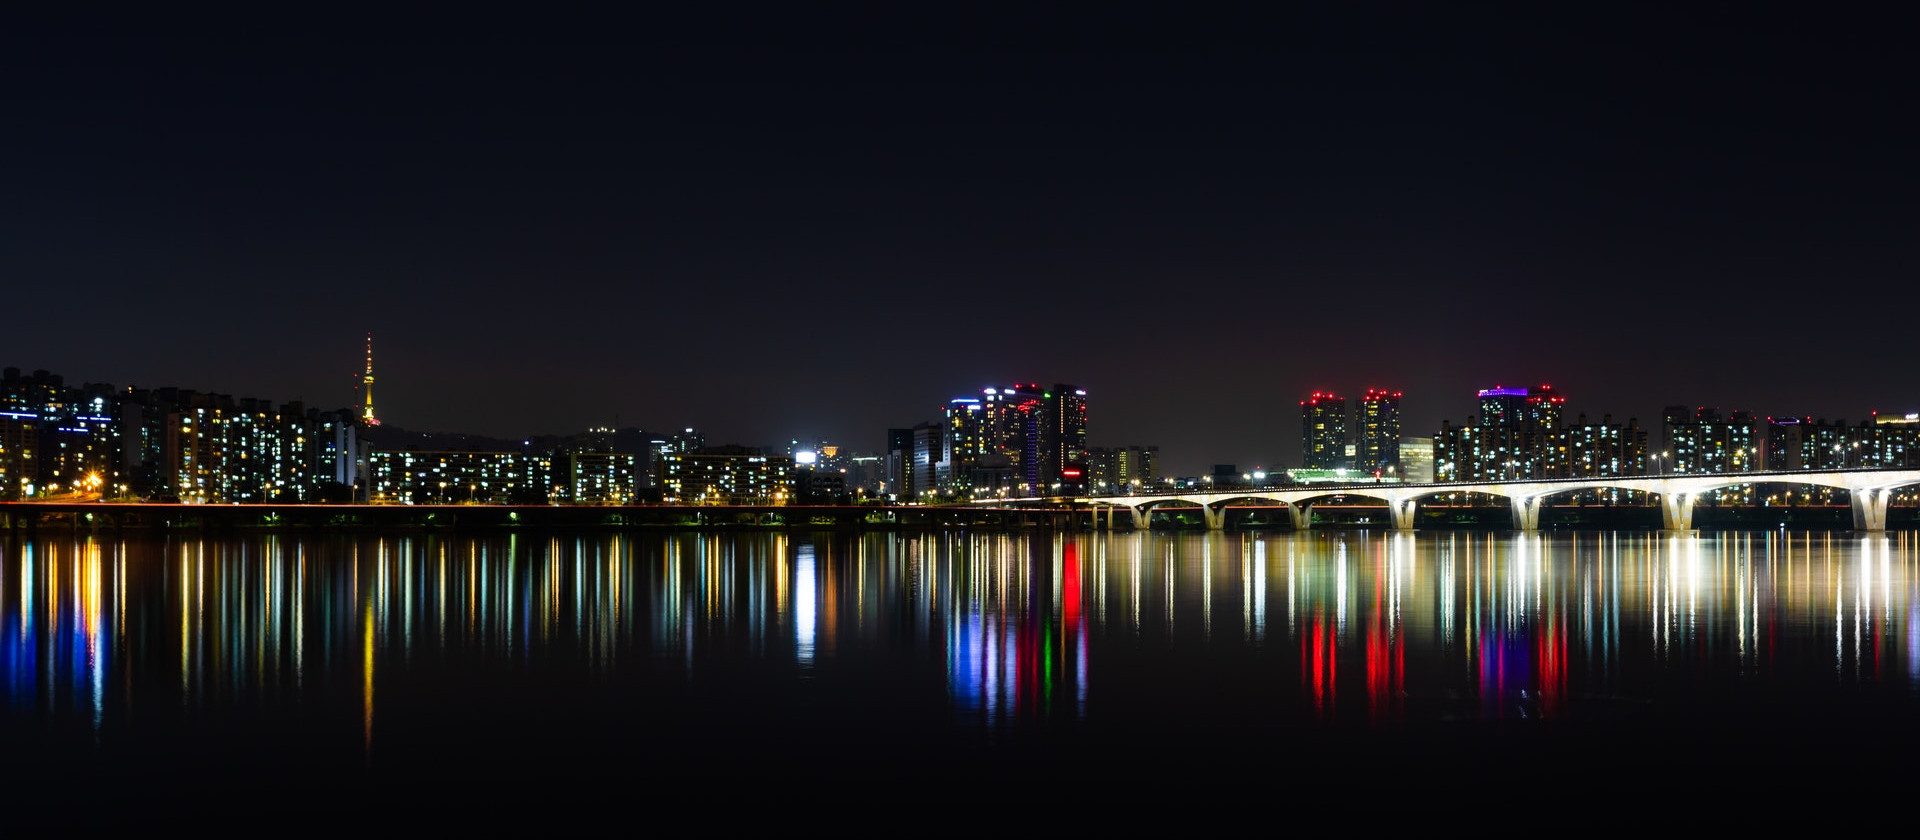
[1853,488,1892,531]
[1289,502,1312,530]
[1389,499,1418,531]
[1660,492,1696,531]
[1203,504,1226,531]
[1510,496,1544,531]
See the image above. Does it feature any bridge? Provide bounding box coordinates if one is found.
[1006,467,1920,532]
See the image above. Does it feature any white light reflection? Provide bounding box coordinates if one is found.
[1164,540,1175,636]
[1735,533,1753,673]
[1286,537,1298,640]
[1438,533,1456,645]
[1832,533,1843,680]
[1201,535,1213,641]
[1508,533,1529,633]
[1251,539,1267,643]
[1129,536,1142,633]
[795,544,816,668]
[1388,532,1411,644]
[1335,540,1348,639]
[1683,534,1703,646]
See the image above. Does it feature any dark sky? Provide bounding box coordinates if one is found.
[6,8,1916,476]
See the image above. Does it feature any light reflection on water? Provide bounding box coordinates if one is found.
[4,528,1920,807]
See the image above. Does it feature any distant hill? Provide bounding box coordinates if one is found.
[361,424,560,453]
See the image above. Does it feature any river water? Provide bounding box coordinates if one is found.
[4,528,1918,826]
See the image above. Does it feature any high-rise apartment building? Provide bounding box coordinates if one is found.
[1300,391,1347,470]
[1566,414,1646,478]
[1435,383,1589,481]
[659,445,795,505]
[1357,388,1402,476]
[943,398,989,493]
[369,449,549,504]
[1868,412,1920,468]
[1663,407,1760,475]
[1758,413,1910,471]
[1479,383,1563,430]
[1087,445,1159,493]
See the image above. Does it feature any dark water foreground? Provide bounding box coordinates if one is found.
[4,529,1918,827]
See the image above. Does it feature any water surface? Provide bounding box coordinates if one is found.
[5,529,1917,825]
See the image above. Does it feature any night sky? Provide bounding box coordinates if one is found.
[6,9,1915,477]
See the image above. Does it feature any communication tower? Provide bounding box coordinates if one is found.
[361,333,381,426]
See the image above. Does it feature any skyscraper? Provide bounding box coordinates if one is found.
[942,398,989,494]
[1443,383,1573,480]
[1524,383,1565,430]
[885,427,913,501]
[1477,385,1529,428]
[1357,388,1402,476]
[1300,391,1347,470]
[980,383,1087,495]
[1052,385,1088,492]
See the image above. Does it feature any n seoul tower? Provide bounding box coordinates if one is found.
[361,333,381,426]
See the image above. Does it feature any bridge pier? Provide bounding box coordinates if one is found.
[1389,499,1418,531]
[1202,504,1225,531]
[1510,496,1544,531]
[1853,488,1891,531]
[1659,492,1696,531]
[1289,503,1312,530]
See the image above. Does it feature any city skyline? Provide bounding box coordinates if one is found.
[7,10,1916,478]
[7,354,1910,484]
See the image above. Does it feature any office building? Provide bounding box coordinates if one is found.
[978,382,1087,496]
[1398,437,1434,483]
[884,427,914,501]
